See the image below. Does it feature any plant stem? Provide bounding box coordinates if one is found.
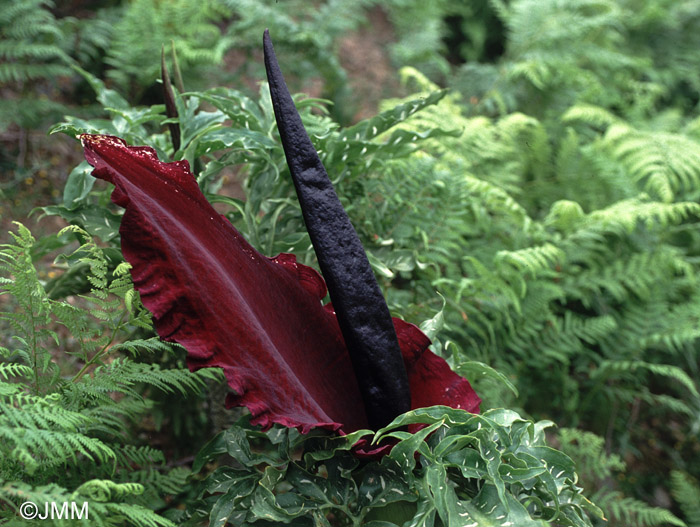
[25,249,40,394]
[71,310,127,383]
[29,289,39,394]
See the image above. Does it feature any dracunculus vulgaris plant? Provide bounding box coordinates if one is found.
[79,31,480,445]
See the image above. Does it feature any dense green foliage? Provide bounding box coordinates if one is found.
[0,0,71,130]
[186,408,601,526]
[671,471,700,527]
[0,224,221,525]
[3,0,700,525]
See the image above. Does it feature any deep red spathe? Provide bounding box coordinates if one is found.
[81,134,481,434]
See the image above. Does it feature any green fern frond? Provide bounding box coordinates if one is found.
[111,337,179,358]
[503,0,635,75]
[545,200,586,232]
[86,502,178,527]
[1,479,177,527]
[564,248,689,304]
[74,479,145,502]
[0,399,88,432]
[113,445,165,468]
[507,307,616,366]
[0,362,32,380]
[562,104,623,129]
[0,223,214,524]
[0,481,81,520]
[597,491,686,527]
[380,80,551,199]
[1,426,116,475]
[122,466,190,497]
[671,471,700,527]
[0,0,70,83]
[57,8,114,68]
[608,385,694,417]
[464,256,524,315]
[559,428,686,526]
[558,428,625,482]
[105,0,230,93]
[639,293,700,352]
[606,123,700,202]
[561,312,618,345]
[94,359,212,397]
[554,198,700,273]
[0,0,72,129]
[382,1,451,77]
[587,197,700,233]
[220,0,378,120]
[594,360,699,398]
[78,399,152,439]
[564,107,700,202]
[496,243,565,277]
[463,174,533,232]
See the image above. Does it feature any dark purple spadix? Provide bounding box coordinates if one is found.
[263,29,411,429]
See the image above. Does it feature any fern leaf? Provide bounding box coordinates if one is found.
[74,479,145,502]
[496,243,565,276]
[599,491,686,527]
[562,104,622,129]
[0,362,32,380]
[111,337,178,357]
[105,0,230,92]
[558,428,625,483]
[671,471,700,527]
[113,445,166,468]
[594,360,699,398]
[606,124,700,202]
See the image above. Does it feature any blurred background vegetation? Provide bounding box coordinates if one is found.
[2,0,700,525]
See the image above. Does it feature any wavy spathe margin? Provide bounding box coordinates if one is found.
[80,134,479,435]
[81,134,363,433]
